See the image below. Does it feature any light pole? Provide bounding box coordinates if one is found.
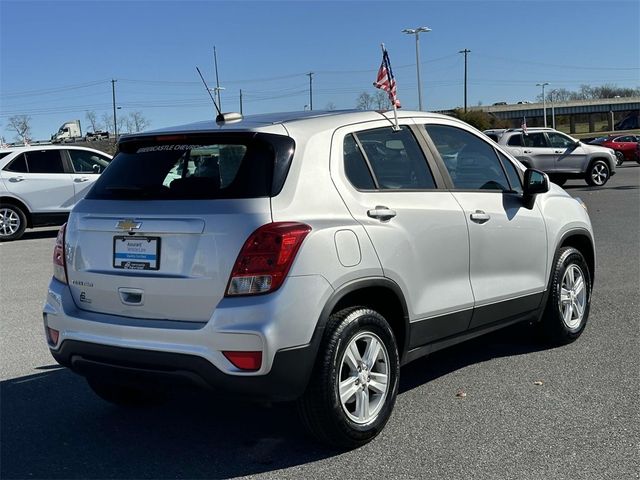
[537,82,550,127]
[111,79,117,138]
[459,49,471,112]
[550,89,557,129]
[402,26,431,111]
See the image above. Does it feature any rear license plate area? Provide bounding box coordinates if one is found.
[113,236,160,270]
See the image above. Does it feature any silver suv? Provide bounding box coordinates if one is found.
[485,127,616,187]
[44,111,595,448]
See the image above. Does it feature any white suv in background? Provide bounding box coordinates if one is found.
[44,111,595,448]
[0,145,112,240]
[485,127,616,187]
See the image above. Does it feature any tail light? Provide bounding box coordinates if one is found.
[53,223,68,284]
[226,222,311,296]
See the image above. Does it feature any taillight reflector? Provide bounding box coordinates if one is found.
[53,223,67,284]
[222,351,262,371]
[226,222,311,296]
[46,327,60,347]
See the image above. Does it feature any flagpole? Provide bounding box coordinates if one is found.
[381,43,400,131]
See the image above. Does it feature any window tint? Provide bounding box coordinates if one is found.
[0,152,12,160]
[424,125,510,191]
[25,150,65,173]
[354,126,435,190]
[68,150,111,173]
[343,134,375,189]
[507,134,523,146]
[523,133,549,148]
[498,152,523,194]
[547,132,575,148]
[4,154,27,172]
[88,136,278,200]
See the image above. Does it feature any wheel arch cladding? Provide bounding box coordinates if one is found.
[560,233,595,286]
[327,281,409,362]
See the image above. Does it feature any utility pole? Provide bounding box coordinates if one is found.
[239,89,243,115]
[111,79,118,138]
[306,72,314,110]
[459,49,471,112]
[213,46,222,110]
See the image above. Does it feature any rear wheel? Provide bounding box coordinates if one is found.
[586,160,610,186]
[615,151,625,166]
[87,377,166,407]
[297,307,399,449]
[0,204,27,241]
[540,247,591,345]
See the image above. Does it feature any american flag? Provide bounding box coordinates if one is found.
[374,48,401,109]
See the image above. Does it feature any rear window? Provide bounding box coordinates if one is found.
[87,134,293,200]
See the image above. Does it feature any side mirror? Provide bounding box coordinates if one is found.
[523,168,549,195]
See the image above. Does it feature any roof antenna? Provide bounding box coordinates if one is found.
[196,66,221,117]
[196,66,242,125]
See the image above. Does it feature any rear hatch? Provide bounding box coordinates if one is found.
[65,132,294,322]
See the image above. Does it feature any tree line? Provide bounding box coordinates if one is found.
[4,110,150,144]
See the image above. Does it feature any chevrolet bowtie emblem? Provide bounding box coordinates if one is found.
[116,219,142,231]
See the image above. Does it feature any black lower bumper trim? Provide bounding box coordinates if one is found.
[51,340,316,402]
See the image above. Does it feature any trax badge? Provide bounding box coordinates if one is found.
[116,219,142,231]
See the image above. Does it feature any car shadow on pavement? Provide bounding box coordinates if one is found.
[1,323,548,479]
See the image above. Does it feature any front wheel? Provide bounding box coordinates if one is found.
[297,307,399,449]
[586,160,610,186]
[615,151,625,166]
[540,247,592,345]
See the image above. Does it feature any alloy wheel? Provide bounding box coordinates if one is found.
[0,208,21,237]
[338,331,389,424]
[559,264,587,330]
[591,163,609,186]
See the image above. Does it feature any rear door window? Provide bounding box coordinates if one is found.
[24,150,66,173]
[68,150,111,173]
[88,134,287,200]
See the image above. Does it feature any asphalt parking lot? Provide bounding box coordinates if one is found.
[1,164,638,480]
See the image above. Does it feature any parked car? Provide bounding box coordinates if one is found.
[44,110,595,448]
[0,145,112,240]
[589,134,639,166]
[486,127,617,186]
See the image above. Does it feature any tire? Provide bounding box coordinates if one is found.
[297,307,400,449]
[614,151,625,167]
[0,203,27,241]
[550,175,567,187]
[540,247,591,345]
[87,377,166,407]
[586,160,610,186]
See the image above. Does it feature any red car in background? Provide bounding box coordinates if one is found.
[589,134,640,166]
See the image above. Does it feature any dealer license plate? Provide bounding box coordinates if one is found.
[113,236,160,270]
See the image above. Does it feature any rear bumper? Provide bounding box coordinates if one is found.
[51,339,316,401]
[43,274,333,400]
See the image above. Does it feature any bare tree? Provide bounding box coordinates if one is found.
[128,111,150,133]
[102,113,126,135]
[374,91,391,110]
[7,115,32,143]
[356,92,374,110]
[85,111,99,131]
[325,101,337,111]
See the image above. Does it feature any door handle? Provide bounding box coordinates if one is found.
[9,176,24,182]
[523,150,533,154]
[554,150,564,154]
[470,210,491,223]
[367,206,397,221]
[74,177,90,183]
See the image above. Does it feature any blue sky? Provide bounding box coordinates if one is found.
[1,0,639,141]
